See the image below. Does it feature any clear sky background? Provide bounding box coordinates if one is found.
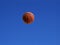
[0,0,59,45]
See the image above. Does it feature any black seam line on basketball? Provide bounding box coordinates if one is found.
[29,15,32,23]
[25,16,27,23]
[27,15,28,23]
[25,15,28,23]
[26,16,27,21]
[28,16,31,24]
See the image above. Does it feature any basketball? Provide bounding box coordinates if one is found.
[22,12,34,24]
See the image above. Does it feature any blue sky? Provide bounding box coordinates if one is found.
[0,0,60,45]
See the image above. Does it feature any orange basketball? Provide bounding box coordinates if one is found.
[22,12,34,24]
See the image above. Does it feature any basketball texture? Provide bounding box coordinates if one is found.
[22,12,34,24]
